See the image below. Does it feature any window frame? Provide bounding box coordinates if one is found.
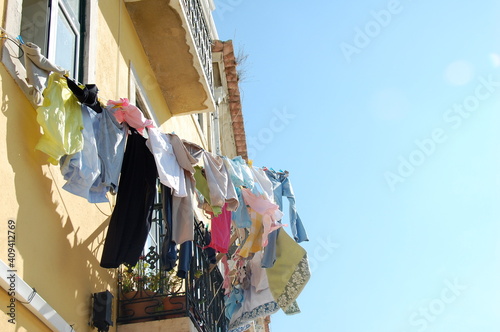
[47,0,82,79]
[1,0,97,104]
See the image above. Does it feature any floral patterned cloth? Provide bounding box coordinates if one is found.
[266,230,311,312]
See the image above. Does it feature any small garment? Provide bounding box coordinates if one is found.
[160,182,194,279]
[207,204,232,253]
[222,255,231,293]
[262,169,308,268]
[203,152,239,211]
[147,127,186,197]
[66,77,102,113]
[194,166,222,216]
[251,167,274,202]
[100,129,157,268]
[223,156,254,189]
[107,98,154,135]
[60,105,126,202]
[161,184,177,271]
[238,188,283,258]
[231,189,252,228]
[94,106,127,195]
[265,169,308,242]
[265,230,310,313]
[170,135,202,244]
[203,229,217,264]
[35,73,84,165]
[225,286,244,320]
[176,241,192,279]
[21,42,67,105]
[229,252,280,331]
[60,105,103,202]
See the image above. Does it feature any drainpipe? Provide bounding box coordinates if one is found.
[0,259,74,331]
[213,86,227,156]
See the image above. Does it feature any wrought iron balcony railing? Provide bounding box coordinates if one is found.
[182,0,214,96]
[117,192,227,331]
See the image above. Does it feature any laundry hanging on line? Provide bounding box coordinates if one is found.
[32,65,311,332]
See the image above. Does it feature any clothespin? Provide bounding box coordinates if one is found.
[247,159,253,167]
[17,35,25,45]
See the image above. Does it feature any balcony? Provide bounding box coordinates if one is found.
[124,0,215,116]
[117,220,228,331]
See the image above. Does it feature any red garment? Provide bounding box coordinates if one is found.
[208,204,232,253]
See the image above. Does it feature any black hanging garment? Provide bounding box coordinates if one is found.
[160,183,193,279]
[66,76,103,113]
[161,184,177,270]
[100,129,157,268]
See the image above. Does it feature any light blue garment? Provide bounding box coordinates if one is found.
[232,188,252,228]
[225,286,244,320]
[60,105,104,202]
[261,169,309,268]
[60,105,126,203]
[97,106,126,194]
[223,156,254,189]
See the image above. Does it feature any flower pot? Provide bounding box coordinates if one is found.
[161,295,187,319]
[120,290,162,323]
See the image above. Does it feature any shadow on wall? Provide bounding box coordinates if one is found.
[0,66,116,331]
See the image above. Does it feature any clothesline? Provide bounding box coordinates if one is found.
[0,27,25,59]
[27,47,311,332]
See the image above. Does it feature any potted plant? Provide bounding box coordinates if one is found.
[119,256,185,322]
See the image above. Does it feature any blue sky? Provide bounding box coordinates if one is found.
[214,1,500,331]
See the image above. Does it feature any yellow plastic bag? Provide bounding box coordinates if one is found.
[35,73,83,165]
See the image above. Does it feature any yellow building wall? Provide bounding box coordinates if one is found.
[0,1,212,331]
[0,60,117,331]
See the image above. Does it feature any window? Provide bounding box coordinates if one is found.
[129,63,159,127]
[20,0,84,80]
